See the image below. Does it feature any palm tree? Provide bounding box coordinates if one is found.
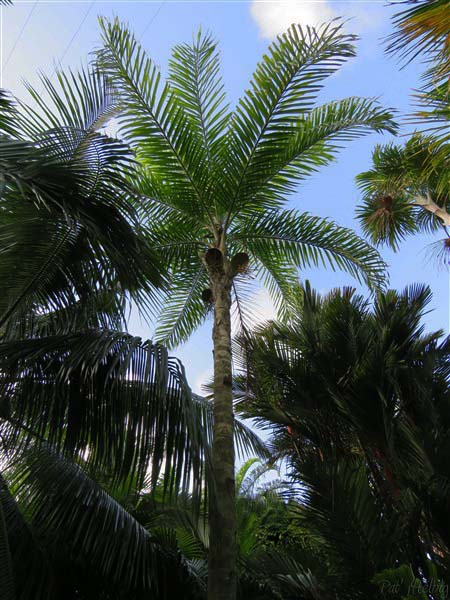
[0,75,162,340]
[355,133,450,259]
[237,282,450,594]
[357,0,450,256]
[385,0,450,176]
[95,19,396,598]
[0,72,207,598]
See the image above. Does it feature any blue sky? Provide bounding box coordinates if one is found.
[2,0,448,393]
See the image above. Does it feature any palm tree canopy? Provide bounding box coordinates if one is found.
[355,134,450,253]
[0,71,163,339]
[386,0,450,172]
[96,18,397,348]
[235,282,450,595]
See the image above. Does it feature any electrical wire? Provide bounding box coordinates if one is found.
[50,0,95,77]
[3,0,38,69]
[139,0,166,41]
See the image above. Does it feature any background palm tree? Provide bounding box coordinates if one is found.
[0,70,197,504]
[0,75,162,340]
[96,19,396,599]
[356,0,450,260]
[355,133,450,259]
[236,282,450,596]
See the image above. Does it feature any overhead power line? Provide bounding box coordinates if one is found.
[3,0,38,69]
[139,0,167,41]
[52,0,95,74]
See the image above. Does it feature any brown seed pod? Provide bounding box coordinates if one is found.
[204,247,224,272]
[378,195,393,211]
[201,288,214,304]
[230,252,249,277]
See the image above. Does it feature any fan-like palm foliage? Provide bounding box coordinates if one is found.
[96,19,396,598]
[355,133,450,260]
[236,282,450,596]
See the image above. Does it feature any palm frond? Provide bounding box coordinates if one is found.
[0,122,162,334]
[232,209,387,290]
[4,445,181,598]
[17,68,120,140]
[222,21,358,220]
[168,30,230,165]
[154,265,210,349]
[97,17,215,223]
[226,96,397,221]
[387,0,450,80]
[0,90,17,136]
[0,329,205,497]
[0,488,15,600]
[0,473,54,600]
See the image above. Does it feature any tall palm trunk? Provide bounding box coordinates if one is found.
[208,270,236,600]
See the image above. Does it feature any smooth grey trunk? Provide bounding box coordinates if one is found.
[207,271,236,600]
[414,193,450,226]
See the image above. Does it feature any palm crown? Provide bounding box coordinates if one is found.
[97,18,396,348]
[356,134,450,256]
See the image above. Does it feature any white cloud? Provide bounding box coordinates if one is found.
[250,0,336,39]
[249,0,384,39]
[251,288,278,324]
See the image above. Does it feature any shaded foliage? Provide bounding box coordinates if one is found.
[236,283,450,597]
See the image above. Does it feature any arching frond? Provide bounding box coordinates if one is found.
[232,209,387,290]
[168,30,230,165]
[0,329,205,496]
[3,445,185,599]
[0,88,162,334]
[17,68,120,140]
[387,0,450,81]
[97,17,215,222]
[154,265,210,349]
[226,96,397,220]
[223,21,357,216]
